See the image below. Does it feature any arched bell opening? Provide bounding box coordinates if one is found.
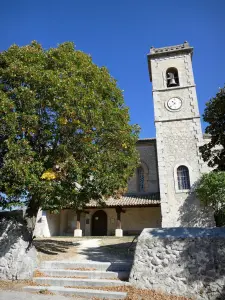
[166,67,179,87]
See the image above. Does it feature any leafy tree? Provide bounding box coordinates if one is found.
[0,41,139,216]
[200,86,225,170]
[196,172,225,226]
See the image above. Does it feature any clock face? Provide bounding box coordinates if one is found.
[166,97,182,111]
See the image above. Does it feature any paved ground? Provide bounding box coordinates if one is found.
[73,238,101,261]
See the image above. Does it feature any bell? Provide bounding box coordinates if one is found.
[167,72,177,87]
[168,78,177,86]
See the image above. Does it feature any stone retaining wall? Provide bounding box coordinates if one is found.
[0,217,37,280]
[129,228,225,300]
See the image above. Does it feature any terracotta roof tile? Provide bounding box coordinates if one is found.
[85,193,160,208]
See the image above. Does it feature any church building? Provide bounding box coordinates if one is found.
[34,42,214,238]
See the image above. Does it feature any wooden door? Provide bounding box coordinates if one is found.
[92,210,107,236]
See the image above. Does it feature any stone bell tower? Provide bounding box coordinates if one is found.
[147,42,214,227]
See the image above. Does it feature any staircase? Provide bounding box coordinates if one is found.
[24,260,132,299]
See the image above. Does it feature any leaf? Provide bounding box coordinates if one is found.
[41,169,57,180]
[200,86,225,171]
[0,41,140,211]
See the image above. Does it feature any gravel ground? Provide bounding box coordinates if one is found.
[0,280,192,300]
[33,236,136,263]
[88,286,192,300]
[33,237,83,264]
[0,291,78,300]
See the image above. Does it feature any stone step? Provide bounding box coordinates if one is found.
[40,261,132,272]
[23,285,127,299]
[37,268,129,280]
[33,276,131,287]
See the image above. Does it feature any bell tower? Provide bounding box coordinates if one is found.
[147,42,214,227]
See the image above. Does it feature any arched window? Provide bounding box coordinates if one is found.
[177,166,190,190]
[137,166,145,192]
[166,67,179,87]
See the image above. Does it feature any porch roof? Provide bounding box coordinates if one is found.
[85,193,160,208]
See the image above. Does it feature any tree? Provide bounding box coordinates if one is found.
[196,172,225,226]
[200,86,225,170]
[0,41,139,216]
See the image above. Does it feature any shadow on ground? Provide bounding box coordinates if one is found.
[80,240,137,262]
[33,239,80,255]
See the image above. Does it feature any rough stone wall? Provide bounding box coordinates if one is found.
[150,52,215,227]
[128,141,159,194]
[156,118,214,227]
[0,218,37,280]
[130,228,225,300]
[151,54,195,91]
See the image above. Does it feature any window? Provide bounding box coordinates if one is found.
[137,166,145,192]
[177,166,190,190]
[166,67,179,87]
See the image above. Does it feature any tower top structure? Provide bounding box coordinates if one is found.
[147,42,193,81]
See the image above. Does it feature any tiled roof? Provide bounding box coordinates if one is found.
[85,193,160,208]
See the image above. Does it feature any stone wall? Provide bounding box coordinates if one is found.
[129,228,225,300]
[127,140,159,194]
[156,118,215,227]
[150,50,215,227]
[0,217,37,280]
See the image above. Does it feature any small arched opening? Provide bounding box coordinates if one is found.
[166,67,180,87]
[177,165,190,190]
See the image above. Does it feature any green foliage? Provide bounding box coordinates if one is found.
[196,172,225,210]
[0,41,139,212]
[200,86,225,170]
[196,172,225,226]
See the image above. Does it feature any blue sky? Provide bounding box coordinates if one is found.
[1,0,225,138]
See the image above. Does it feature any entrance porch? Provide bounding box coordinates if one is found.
[34,194,161,237]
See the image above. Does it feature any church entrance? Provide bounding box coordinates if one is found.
[92,210,107,236]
